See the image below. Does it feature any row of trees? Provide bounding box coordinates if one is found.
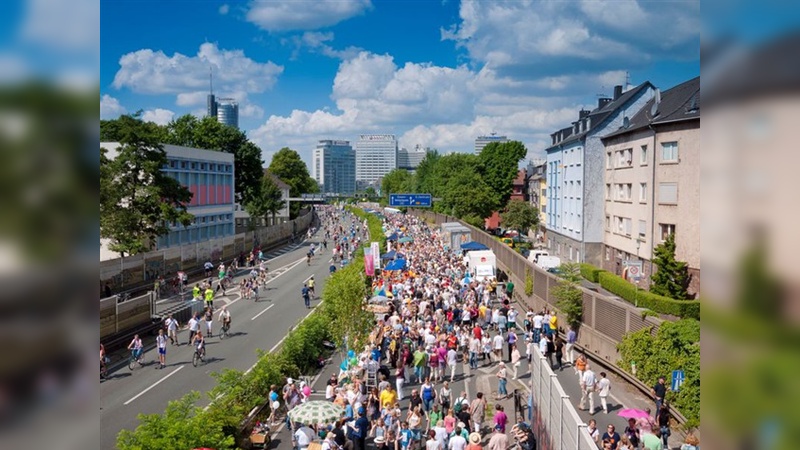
[100,113,317,256]
[381,141,538,230]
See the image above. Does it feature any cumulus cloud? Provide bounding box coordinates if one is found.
[442,0,699,77]
[20,0,99,53]
[246,0,372,32]
[142,108,175,125]
[100,94,126,119]
[219,4,229,15]
[112,43,283,97]
[290,31,364,60]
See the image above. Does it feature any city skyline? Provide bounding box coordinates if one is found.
[100,0,700,169]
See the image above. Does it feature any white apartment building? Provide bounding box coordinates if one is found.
[474,133,508,154]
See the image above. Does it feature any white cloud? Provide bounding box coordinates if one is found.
[112,43,283,97]
[100,94,126,119]
[442,0,699,76]
[219,4,230,15]
[246,0,372,32]
[291,31,364,60]
[20,0,99,53]
[142,108,175,125]
[240,103,264,119]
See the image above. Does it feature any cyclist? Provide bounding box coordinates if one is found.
[127,334,144,366]
[191,330,206,360]
[307,250,313,266]
[218,306,232,335]
[307,276,315,298]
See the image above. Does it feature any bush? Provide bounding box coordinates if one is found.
[617,319,700,428]
[598,271,700,319]
[579,263,606,283]
[524,268,533,296]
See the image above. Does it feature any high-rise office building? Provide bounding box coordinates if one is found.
[216,99,239,129]
[355,134,397,186]
[474,133,508,154]
[397,145,428,171]
[313,140,356,195]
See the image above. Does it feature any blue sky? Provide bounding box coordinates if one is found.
[100,0,703,167]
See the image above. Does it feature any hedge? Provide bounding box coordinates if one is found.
[118,209,376,450]
[579,263,605,283]
[597,271,700,319]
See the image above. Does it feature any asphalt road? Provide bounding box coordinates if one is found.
[100,228,338,449]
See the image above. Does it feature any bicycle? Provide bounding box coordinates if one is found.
[219,321,231,339]
[128,349,145,370]
[192,347,206,367]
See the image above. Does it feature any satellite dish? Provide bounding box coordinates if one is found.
[623,116,630,129]
[650,89,661,117]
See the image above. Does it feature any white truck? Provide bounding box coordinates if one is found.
[467,250,496,281]
[536,255,562,271]
[527,249,549,265]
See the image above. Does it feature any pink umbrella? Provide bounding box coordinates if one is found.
[617,408,650,419]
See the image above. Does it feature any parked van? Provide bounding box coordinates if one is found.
[527,250,549,264]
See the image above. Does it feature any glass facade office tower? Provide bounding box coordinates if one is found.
[216,99,239,129]
[313,140,356,195]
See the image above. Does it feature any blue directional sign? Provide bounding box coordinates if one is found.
[389,193,432,207]
[671,369,685,392]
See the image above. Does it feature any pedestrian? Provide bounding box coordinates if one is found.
[657,402,671,448]
[651,377,668,416]
[553,335,564,370]
[602,424,621,450]
[580,363,597,414]
[156,328,167,369]
[492,405,507,433]
[623,418,641,449]
[188,313,199,340]
[486,424,507,450]
[439,380,453,413]
[396,364,405,401]
[468,392,486,434]
[165,314,179,345]
[204,306,213,337]
[680,433,700,450]
[302,283,311,308]
[466,432,482,450]
[510,344,521,380]
[587,419,600,444]
[565,326,577,365]
[597,372,612,414]
[495,362,508,399]
[506,328,517,363]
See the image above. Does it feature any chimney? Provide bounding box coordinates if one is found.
[613,85,623,100]
[598,97,612,109]
[579,109,590,119]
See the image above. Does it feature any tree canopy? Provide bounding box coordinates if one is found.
[381,168,415,197]
[100,114,193,256]
[477,140,528,206]
[245,173,286,226]
[501,199,540,234]
[650,233,690,299]
[267,147,318,218]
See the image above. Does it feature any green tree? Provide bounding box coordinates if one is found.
[245,173,286,226]
[650,233,690,299]
[267,147,317,218]
[117,392,234,450]
[552,262,583,328]
[438,168,498,222]
[617,319,700,427]
[381,169,415,198]
[100,114,193,256]
[162,115,264,208]
[500,199,540,235]
[477,141,528,206]
[414,149,440,194]
[364,187,377,198]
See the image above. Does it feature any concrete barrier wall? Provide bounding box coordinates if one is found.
[100,212,313,294]
[100,292,154,340]
[410,210,663,365]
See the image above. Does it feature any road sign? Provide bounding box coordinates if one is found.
[672,369,685,392]
[389,193,432,208]
[623,260,643,281]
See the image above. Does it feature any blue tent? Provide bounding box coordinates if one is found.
[387,233,399,241]
[460,241,489,251]
[381,250,397,260]
[385,258,407,271]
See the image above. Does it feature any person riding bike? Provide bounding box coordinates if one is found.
[218,306,232,333]
[307,276,315,298]
[127,334,144,365]
[307,251,313,266]
[191,331,206,359]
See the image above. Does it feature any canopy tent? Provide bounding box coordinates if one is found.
[384,259,407,271]
[460,241,489,251]
[398,236,414,244]
[387,233,399,241]
[381,250,405,260]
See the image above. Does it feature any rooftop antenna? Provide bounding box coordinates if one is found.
[625,71,630,91]
[209,66,213,95]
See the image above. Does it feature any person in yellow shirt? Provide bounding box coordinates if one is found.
[192,284,201,301]
[549,314,558,338]
[204,286,214,309]
[380,384,398,410]
[479,304,488,327]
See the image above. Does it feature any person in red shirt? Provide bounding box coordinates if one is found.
[472,323,482,340]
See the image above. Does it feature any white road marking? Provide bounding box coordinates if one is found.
[124,366,185,405]
[251,304,275,321]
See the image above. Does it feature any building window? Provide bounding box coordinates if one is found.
[616,183,632,201]
[606,152,612,169]
[659,224,676,241]
[661,141,679,162]
[606,184,611,200]
[616,148,633,167]
[640,145,648,165]
[605,247,610,260]
[606,215,611,230]
[638,220,647,239]
[639,183,647,203]
[658,182,678,204]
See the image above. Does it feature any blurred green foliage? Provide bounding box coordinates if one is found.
[617,319,700,428]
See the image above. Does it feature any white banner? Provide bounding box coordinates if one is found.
[371,242,380,270]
